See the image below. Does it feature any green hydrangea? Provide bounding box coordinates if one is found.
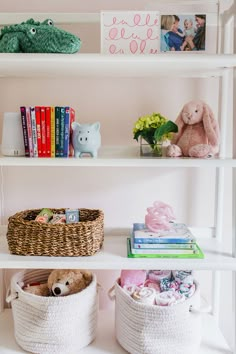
[133,112,178,147]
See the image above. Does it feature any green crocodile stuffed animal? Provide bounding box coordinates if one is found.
[0,18,81,53]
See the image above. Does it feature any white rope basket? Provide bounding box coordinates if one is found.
[7,269,98,354]
[114,279,202,354]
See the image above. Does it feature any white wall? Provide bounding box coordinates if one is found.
[0,0,234,350]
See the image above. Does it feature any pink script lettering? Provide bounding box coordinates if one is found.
[107,27,159,41]
[104,14,159,28]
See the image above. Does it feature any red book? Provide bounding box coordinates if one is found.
[45,107,51,157]
[40,107,46,157]
[35,106,42,157]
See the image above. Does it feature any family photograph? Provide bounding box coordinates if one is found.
[161,14,206,52]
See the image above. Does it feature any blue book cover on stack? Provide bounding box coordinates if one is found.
[132,223,196,244]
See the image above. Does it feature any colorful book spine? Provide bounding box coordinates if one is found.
[55,106,61,157]
[132,242,195,249]
[132,237,195,244]
[45,107,51,157]
[35,106,42,157]
[40,107,46,157]
[127,239,204,259]
[130,248,196,255]
[69,108,75,157]
[30,107,38,157]
[63,107,70,157]
[26,107,33,157]
[20,106,30,157]
[50,107,55,157]
[132,223,196,244]
[59,107,65,157]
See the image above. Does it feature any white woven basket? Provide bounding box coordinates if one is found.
[114,279,201,354]
[7,269,98,354]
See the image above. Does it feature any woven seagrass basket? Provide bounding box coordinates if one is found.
[7,208,104,256]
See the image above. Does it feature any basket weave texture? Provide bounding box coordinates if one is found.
[115,279,201,354]
[9,269,98,354]
[7,208,104,256]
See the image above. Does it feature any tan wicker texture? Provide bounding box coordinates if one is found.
[7,208,104,256]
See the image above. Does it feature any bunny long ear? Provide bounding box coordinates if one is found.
[202,104,220,146]
[171,109,185,144]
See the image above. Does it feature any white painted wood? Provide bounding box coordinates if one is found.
[0,54,235,79]
[0,147,235,167]
[214,168,225,243]
[223,14,234,54]
[212,271,221,325]
[0,226,235,270]
[233,272,236,354]
[0,309,231,353]
[219,69,231,159]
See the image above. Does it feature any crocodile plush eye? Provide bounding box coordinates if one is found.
[47,19,54,26]
[30,28,36,35]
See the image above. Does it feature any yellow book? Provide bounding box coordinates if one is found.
[50,107,55,157]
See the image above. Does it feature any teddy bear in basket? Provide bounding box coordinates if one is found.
[166,100,220,158]
[23,269,93,297]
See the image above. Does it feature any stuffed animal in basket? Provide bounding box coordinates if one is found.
[23,282,50,296]
[0,18,81,53]
[48,269,92,296]
[23,269,92,296]
[166,100,220,158]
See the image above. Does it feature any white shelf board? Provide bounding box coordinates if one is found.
[0,53,235,78]
[0,309,231,353]
[0,146,235,167]
[0,226,235,270]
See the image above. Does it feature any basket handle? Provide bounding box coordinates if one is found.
[6,287,18,303]
[108,285,116,301]
[189,296,211,314]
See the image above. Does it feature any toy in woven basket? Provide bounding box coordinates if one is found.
[24,269,93,296]
[0,18,81,53]
[7,269,98,353]
[7,208,104,256]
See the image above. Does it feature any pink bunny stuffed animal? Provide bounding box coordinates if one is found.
[166,100,220,158]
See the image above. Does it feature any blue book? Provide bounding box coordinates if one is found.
[55,106,61,157]
[132,223,196,244]
[63,107,70,157]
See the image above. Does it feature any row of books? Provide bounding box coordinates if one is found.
[20,106,75,158]
[127,223,204,259]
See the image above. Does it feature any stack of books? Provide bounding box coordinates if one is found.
[20,106,75,158]
[127,223,204,258]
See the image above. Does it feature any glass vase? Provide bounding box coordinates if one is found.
[140,139,163,157]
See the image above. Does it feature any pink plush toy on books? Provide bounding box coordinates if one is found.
[145,201,175,232]
[166,100,220,158]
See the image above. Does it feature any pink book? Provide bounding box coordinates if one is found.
[26,107,33,157]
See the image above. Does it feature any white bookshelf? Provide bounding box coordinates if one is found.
[0,3,235,353]
[0,227,234,270]
[0,309,231,353]
[0,147,235,167]
[0,53,235,78]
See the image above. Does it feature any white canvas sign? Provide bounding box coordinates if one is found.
[101,11,160,55]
